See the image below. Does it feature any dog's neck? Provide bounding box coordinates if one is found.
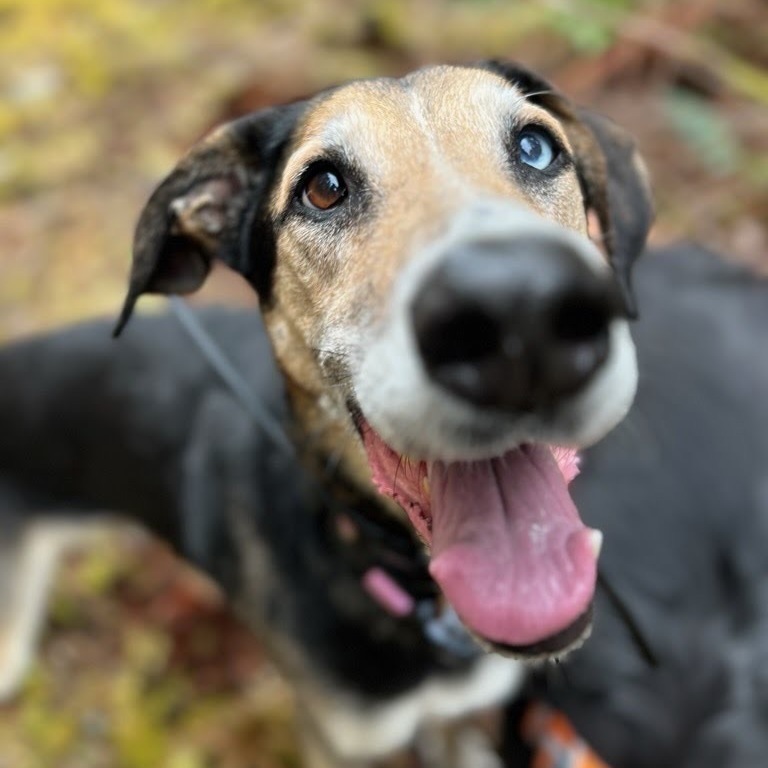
[264,308,392,507]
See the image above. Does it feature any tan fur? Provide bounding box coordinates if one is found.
[260,66,590,489]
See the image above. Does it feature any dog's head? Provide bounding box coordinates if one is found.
[118,62,652,658]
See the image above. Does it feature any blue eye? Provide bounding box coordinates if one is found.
[518,127,557,170]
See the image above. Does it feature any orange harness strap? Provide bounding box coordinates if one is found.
[521,703,610,768]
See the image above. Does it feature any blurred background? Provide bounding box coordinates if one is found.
[0,1,766,765]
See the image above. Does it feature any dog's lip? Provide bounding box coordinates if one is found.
[483,603,593,658]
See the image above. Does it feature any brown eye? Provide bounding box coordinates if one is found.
[300,166,347,210]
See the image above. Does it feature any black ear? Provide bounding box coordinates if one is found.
[563,108,653,317]
[482,60,654,316]
[114,102,306,336]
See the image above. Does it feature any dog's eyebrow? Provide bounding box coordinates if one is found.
[289,145,357,185]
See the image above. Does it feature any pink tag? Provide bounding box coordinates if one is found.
[362,567,415,617]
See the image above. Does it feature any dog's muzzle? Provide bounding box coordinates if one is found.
[355,204,638,655]
[411,234,625,412]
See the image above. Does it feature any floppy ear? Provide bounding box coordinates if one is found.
[482,61,654,316]
[114,102,306,336]
[560,108,654,317]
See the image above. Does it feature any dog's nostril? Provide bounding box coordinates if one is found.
[551,292,611,345]
[416,307,500,368]
[411,239,625,412]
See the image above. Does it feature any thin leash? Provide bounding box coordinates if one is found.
[169,296,296,457]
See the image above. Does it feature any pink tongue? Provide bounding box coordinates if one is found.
[428,444,597,647]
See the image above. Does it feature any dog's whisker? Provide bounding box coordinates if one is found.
[597,570,658,667]
[524,88,555,100]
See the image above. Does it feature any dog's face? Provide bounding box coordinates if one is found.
[118,62,653,659]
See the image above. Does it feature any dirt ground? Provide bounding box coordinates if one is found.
[0,1,766,765]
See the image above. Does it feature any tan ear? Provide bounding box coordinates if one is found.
[481,60,654,316]
[114,103,307,336]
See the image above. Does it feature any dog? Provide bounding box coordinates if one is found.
[1,243,767,766]
[114,59,656,764]
[1,58,699,766]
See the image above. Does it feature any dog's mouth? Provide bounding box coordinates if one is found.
[361,423,600,657]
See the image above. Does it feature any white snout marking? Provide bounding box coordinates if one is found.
[354,202,638,460]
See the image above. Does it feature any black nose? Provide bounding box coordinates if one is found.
[411,237,624,411]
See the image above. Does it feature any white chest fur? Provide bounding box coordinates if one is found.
[308,654,524,762]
